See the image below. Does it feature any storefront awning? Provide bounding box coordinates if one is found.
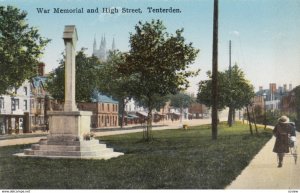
[136,111,148,117]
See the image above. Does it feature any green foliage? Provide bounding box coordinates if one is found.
[46,49,100,102]
[117,19,199,140]
[197,65,255,110]
[0,5,50,94]
[0,123,272,189]
[96,50,138,127]
[45,64,64,100]
[96,50,136,103]
[197,71,228,110]
[170,92,193,109]
[135,94,170,112]
[294,86,300,129]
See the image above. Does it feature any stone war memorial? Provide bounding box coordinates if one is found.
[15,25,123,159]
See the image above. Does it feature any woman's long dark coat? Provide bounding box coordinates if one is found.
[273,122,292,153]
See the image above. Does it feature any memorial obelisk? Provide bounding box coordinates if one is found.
[16,26,123,159]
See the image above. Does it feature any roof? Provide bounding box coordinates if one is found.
[31,76,47,89]
[136,111,148,117]
[91,91,118,104]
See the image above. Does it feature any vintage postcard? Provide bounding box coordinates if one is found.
[0,0,299,191]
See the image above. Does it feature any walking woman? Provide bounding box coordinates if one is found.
[273,115,292,168]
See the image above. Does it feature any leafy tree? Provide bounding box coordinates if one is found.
[225,65,255,126]
[97,50,136,128]
[0,5,50,94]
[293,86,300,130]
[118,20,199,141]
[197,71,228,111]
[170,92,193,109]
[197,65,255,128]
[170,92,193,121]
[46,49,100,102]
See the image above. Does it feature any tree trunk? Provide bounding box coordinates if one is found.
[145,108,153,141]
[144,96,153,141]
[246,106,253,135]
[233,109,236,124]
[211,0,219,140]
[120,99,125,129]
[120,98,130,129]
[228,107,233,127]
[251,108,258,135]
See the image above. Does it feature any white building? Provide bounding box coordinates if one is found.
[0,81,31,134]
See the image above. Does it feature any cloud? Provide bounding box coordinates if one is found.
[230,30,240,36]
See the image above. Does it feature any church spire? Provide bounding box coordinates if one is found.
[103,34,106,48]
[93,35,97,55]
[100,35,104,50]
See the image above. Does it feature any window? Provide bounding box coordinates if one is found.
[24,87,28,96]
[11,98,19,111]
[31,99,35,109]
[24,100,28,111]
[107,104,110,111]
[0,97,4,109]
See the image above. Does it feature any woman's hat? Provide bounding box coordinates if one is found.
[278,115,290,123]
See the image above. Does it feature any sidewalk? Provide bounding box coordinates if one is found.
[0,119,211,147]
[226,131,300,189]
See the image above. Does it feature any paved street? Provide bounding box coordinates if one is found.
[227,130,300,189]
[0,118,213,147]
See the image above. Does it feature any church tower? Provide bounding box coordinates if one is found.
[112,37,116,51]
[93,36,97,57]
[92,35,115,61]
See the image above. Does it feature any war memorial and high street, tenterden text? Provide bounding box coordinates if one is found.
[36,7,182,14]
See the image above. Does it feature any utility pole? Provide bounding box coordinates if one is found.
[228,40,233,127]
[211,0,219,140]
[229,40,232,77]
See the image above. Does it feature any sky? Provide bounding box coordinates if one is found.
[1,0,300,94]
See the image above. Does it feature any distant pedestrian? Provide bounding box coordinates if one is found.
[272,115,292,168]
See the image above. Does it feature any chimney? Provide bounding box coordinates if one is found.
[38,62,45,76]
[289,84,292,91]
[283,84,287,92]
[269,83,276,93]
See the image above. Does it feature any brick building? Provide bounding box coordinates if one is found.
[78,92,119,128]
[188,103,208,119]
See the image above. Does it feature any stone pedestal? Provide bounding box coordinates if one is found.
[15,111,123,160]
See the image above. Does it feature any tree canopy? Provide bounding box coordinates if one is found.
[170,92,193,109]
[0,5,49,94]
[197,65,255,123]
[46,49,100,102]
[96,50,137,128]
[117,19,199,140]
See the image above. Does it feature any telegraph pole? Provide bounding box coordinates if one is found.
[211,0,219,140]
[228,40,233,127]
[229,40,232,77]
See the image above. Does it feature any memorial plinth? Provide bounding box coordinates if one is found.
[15,26,123,160]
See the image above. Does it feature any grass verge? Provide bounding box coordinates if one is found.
[0,123,272,189]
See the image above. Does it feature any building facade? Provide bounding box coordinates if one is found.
[78,92,119,128]
[0,81,31,134]
[256,83,293,112]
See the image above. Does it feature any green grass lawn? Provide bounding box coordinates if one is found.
[0,123,272,189]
